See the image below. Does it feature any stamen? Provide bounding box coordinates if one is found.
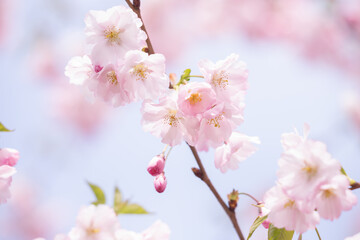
[163,110,179,127]
[132,64,150,81]
[107,71,118,85]
[188,93,202,105]
[104,26,122,45]
[211,70,229,89]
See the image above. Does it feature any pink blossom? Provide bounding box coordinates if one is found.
[0,148,19,167]
[122,50,168,101]
[214,132,260,173]
[141,93,199,147]
[264,185,320,233]
[68,204,120,240]
[177,82,217,117]
[88,64,130,107]
[142,220,170,240]
[314,175,357,220]
[85,6,146,64]
[277,126,341,201]
[65,55,94,85]
[147,154,165,177]
[154,173,167,193]
[198,54,248,103]
[0,165,16,204]
[195,103,235,151]
[345,232,360,240]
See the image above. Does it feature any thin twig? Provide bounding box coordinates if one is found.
[188,144,245,240]
[315,228,322,240]
[124,0,155,55]
[125,1,244,239]
[350,182,360,190]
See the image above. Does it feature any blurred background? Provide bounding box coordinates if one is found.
[0,0,360,239]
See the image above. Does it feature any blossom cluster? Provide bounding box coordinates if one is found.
[44,204,170,240]
[142,54,248,151]
[0,148,19,204]
[262,125,357,233]
[65,6,168,107]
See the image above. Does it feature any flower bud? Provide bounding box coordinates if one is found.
[147,154,165,176]
[154,173,167,193]
[0,148,19,167]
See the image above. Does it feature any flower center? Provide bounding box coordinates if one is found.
[164,110,179,127]
[104,26,122,45]
[132,64,150,81]
[211,70,229,89]
[323,189,334,198]
[283,200,295,209]
[207,113,224,128]
[188,93,202,105]
[87,227,100,235]
[107,71,118,85]
[301,162,317,179]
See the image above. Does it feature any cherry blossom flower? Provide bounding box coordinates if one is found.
[177,82,217,117]
[141,93,198,146]
[85,6,147,64]
[277,126,341,201]
[122,50,168,101]
[67,204,120,240]
[88,64,130,107]
[314,175,357,220]
[65,55,94,85]
[0,148,19,167]
[198,54,248,103]
[195,103,235,151]
[115,229,142,240]
[147,154,165,177]
[264,185,320,233]
[214,132,260,173]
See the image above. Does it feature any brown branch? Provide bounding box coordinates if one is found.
[350,182,360,190]
[125,1,244,239]
[189,144,245,240]
[124,0,155,55]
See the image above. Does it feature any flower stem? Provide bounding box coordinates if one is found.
[188,75,204,78]
[238,192,260,204]
[315,228,322,240]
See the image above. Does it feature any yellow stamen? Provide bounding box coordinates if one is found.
[302,162,318,179]
[104,26,122,45]
[188,93,202,105]
[207,113,224,128]
[87,228,100,235]
[107,71,118,85]
[164,110,179,127]
[212,70,229,89]
[132,64,150,81]
[283,200,295,208]
[323,189,334,198]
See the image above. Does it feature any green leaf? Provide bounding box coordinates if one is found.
[117,203,148,214]
[113,187,123,214]
[0,122,12,132]
[298,234,302,240]
[247,215,268,239]
[180,69,191,82]
[268,224,294,240]
[88,182,106,205]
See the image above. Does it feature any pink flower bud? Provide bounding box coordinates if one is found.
[154,173,167,193]
[94,65,103,73]
[147,154,165,176]
[0,148,19,167]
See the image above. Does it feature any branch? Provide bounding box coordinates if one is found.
[125,1,244,239]
[124,0,155,55]
[350,182,360,190]
[189,144,245,240]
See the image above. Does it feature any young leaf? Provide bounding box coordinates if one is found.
[88,182,106,205]
[117,203,148,214]
[180,69,191,82]
[268,224,294,240]
[113,187,123,214]
[298,234,302,240]
[0,122,12,132]
[247,215,268,240]
[340,167,356,185]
